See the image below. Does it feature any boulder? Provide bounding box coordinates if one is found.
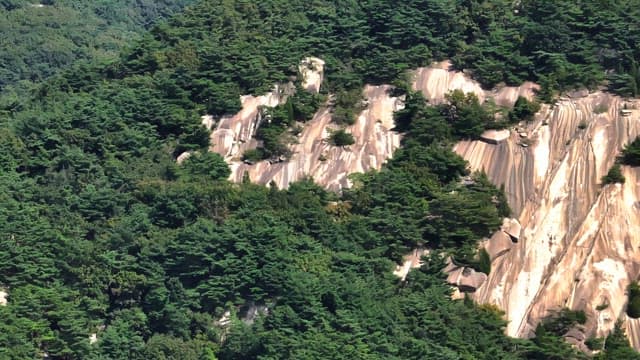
[502,218,521,242]
[446,267,487,292]
[176,151,192,164]
[565,328,586,342]
[479,129,510,144]
[486,230,513,260]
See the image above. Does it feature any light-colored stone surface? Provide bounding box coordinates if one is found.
[299,57,325,94]
[480,129,511,144]
[455,90,640,344]
[206,60,640,349]
[411,60,538,107]
[393,248,429,281]
[446,266,488,292]
[486,231,514,260]
[224,85,403,191]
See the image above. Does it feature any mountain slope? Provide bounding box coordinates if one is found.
[2,1,640,359]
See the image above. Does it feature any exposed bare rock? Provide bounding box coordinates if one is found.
[299,57,325,93]
[176,151,192,165]
[89,333,97,345]
[411,60,538,106]
[393,247,429,281]
[627,317,640,349]
[0,289,6,306]
[442,257,459,274]
[486,231,514,260]
[565,328,586,342]
[480,129,511,144]
[201,115,215,130]
[226,85,402,190]
[242,302,269,325]
[501,218,521,242]
[207,61,640,350]
[454,90,640,343]
[446,267,488,293]
[209,84,292,159]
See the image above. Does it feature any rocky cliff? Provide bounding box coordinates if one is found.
[206,57,402,190]
[457,92,640,346]
[205,59,640,348]
[412,63,640,348]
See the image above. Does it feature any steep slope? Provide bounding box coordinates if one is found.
[452,89,640,345]
[207,58,403,190]
[409,63,640,346]
[214,60,640,349]
[210,60,536,190]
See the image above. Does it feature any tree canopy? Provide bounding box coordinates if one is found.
[1,0,640,359]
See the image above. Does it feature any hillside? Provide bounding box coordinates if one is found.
[0,0,195,93]
[2,1,640,359]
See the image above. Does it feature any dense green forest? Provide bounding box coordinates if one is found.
[0,0,195,94]
[2,0,640,358]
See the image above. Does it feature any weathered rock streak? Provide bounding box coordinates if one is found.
[208,61,640,348]
[449,86,640,345]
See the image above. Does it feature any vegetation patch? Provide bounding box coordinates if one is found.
[620,137,640,167]
[508,96,541,123]
[628,282,640,318]
[602,164,626,185]
[328,129,355,147]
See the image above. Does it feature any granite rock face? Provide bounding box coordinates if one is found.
[454,90,640,345]
[205,60,640,349]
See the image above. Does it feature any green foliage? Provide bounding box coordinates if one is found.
[252,89,322,160]
[539,308,587,336]
[621,137,640,167]
[509,96,541,123]
[180,152,231,181]
[1,0,637,359]
[595,322,640,359]
[443,90,494,139]
[242,149,264,164]
[0,0,195,91]
[478,248,492,275]
[332,89,365,125]
[602,164,626,185]
[585,337,604,351]
[628,282,640,318]
[328,129,355,147]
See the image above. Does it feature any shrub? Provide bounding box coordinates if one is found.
[242,148,264,163]
[540,308,587,336]
[333,89,365,125]
[508,96,540,123]
[478,248,491,275]
[602,164,625,185]
[181,151,230,180]
[627,282,640,318]
[329,129,355,146]
[585,337,604,351]
[620,137,640,167]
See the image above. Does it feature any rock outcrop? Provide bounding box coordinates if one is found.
[206,60,640,349]
[411,60,538,107]
[393,248,429,281]
[454,91,640,344]
[215,83,402,190]
[0,289,6,306]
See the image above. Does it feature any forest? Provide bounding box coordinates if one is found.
[2,0,640,359]
[0,0,195,95]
